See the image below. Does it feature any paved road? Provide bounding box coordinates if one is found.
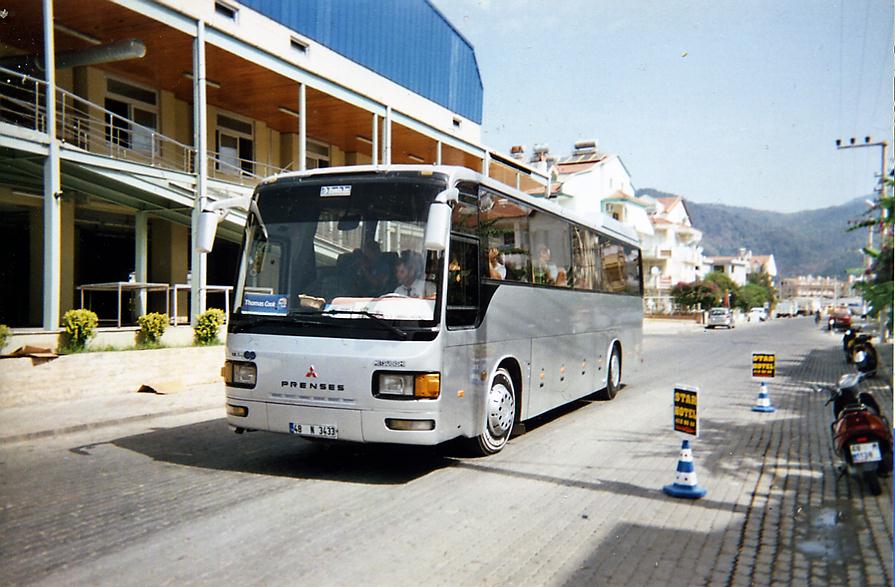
[1,318,891,586]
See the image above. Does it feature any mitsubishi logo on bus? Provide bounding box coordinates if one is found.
[281,364,345,392]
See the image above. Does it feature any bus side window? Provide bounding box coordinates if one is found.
[572,227,600,291]
[446,236,480,328]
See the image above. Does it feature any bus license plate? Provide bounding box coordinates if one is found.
[289,423,338,439]
[850,442,881,463]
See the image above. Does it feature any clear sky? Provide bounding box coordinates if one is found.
[432,0,894,213]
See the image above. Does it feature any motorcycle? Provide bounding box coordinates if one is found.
[817,372,892,496]
[842,327,859,363]
[851,334,879,377]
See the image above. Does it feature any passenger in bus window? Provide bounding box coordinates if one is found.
[534,244,566,286]
[488,248,506,280]
[357,240,391,294]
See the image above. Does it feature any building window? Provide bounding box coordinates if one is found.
[104,76,158,155]
[216,113,254,176]
[290,37,309,54]
[306,140,330,170]
[214,1,238,21]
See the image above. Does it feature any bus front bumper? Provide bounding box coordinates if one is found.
[225,399,453,446]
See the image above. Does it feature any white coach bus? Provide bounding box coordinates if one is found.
[201,165,642,455]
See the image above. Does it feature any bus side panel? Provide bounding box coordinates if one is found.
[442,331,532,439]
[528,331,607,418]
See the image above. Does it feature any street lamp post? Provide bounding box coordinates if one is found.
[835,136,891,341]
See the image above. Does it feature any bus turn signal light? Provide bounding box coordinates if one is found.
[414,373,441,398]
[227,404,249,417]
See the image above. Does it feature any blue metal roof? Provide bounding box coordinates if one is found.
[238,0,484,124]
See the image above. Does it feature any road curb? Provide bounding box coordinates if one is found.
[0,404,221,445]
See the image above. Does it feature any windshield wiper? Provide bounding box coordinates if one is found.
[311,309,408,339]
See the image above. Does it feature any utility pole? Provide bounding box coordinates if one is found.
[835,136,891,341]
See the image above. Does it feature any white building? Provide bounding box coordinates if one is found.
[704,248,778,286]
[639,196,704,303]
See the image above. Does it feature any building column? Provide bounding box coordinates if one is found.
[298,82,307,171]
[134,211,148,315]
[435,141,442,165]
[371,112,378,166]
[482,151,491,176]
[42,0,61,331]
[190,19,208,324]
[60,198,75,315]
[382,105,392,165]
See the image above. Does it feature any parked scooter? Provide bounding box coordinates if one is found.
[842,327,859,363]
[851,334,879,376]
[817,372,892,496]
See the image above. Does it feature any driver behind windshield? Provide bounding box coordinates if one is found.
[393,251,434,298]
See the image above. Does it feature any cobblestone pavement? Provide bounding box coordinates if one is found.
[0,318,891,586]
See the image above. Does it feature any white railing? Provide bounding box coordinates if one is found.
[0,66,289,185]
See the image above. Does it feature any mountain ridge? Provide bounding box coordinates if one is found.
[636,188,867,278]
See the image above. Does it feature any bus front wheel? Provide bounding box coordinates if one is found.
[598,346,621,401]
[473,368,516,455]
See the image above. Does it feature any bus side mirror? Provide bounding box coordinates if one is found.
[196,210,219,254]
[424,187,459,252]
[424,202,451,252]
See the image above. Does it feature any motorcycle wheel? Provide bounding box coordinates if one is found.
[863,469,882,496]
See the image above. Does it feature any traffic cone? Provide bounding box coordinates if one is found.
[751,382,776,413]
[662,439,707,499]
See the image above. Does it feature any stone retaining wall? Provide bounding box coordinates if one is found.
[0,346,226,408]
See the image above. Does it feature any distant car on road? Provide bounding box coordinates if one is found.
[706,307,734,329]
[749,307,768,322]
[829,308,852,331]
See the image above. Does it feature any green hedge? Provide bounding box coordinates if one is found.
[61,309,99,351]
[194,308,226,346]
[137,312,169,345]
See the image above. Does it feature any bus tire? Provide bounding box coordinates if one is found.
[598,346,621,401]
[472,368,516,455]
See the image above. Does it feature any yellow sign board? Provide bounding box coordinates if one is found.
[673,385,698,436]
[752,352,776,379]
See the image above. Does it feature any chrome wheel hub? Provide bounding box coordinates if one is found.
[487,382,515,437]
[610,354,620,387]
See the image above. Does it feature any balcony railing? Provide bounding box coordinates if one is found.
[0,66,288,186]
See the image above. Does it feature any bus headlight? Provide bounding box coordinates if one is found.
[225,360,257,388]
[376,372,440,399]
[379,373,414,396]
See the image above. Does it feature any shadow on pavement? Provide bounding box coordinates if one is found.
[104,418,455,485]
[450,459,748,515]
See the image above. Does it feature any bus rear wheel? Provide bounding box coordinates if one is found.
[473,368,516,455]
[598,346,621,401]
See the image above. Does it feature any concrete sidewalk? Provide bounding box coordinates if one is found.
[0,382,224,444]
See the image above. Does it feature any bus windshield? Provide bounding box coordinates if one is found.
[235,176,445,325]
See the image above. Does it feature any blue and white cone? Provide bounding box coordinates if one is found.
[751,382,776,412]
[662,439,707,499]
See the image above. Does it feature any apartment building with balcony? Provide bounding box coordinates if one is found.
[639,196,703,302]
[0,0,548,332]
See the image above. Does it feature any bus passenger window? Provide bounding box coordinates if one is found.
[480,194,532,283]
[446,236,480,328]
[572,227,600,291]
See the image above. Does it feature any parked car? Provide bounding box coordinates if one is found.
[706,307,735,329]
[829,307,852,331]
[749,307,768,322]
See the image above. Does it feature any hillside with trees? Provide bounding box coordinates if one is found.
[636,188,867,277]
